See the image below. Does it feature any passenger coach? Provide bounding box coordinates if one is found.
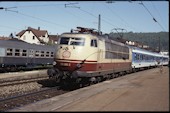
[0,39,56,72]
[131,46,169,70]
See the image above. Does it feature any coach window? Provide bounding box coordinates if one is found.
[15,49,20,56]
[46,51,50,57]
[22,50,27,56]
[35,51,40,57]
[6,48,13,56]
[91,39,97,47]
[41,51,45,57]
[140,54,143,60]
[134,53,137,61]
[51,52,54,57]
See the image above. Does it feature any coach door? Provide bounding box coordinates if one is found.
[28,49,35,65]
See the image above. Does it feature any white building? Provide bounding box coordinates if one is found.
[16,27,49,45]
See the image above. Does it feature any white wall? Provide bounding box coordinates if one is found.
[39,32,49,43]
[17,30,50,45]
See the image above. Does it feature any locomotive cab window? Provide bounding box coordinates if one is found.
[70,38,85,46]
[60,37,69,45]
[91,39,97,47]
[59,37,85,46]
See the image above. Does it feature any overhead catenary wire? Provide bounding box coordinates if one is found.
[0,6,70,29]
[66,2,119,31]
[63,6,99,29]
[104,3,141,32]
[1,2,167,35]
[78,8,119,29]
[139,1,166,31]
[7,3,66,8]
[150,1,167,30]
[17,12,69,29]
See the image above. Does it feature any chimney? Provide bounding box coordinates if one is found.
[38,27,40,30]
[28,27,31,30]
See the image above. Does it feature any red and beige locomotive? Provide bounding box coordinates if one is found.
[47,27,132,84]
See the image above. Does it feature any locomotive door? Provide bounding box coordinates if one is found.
[97,40,104,70]
[28,49,35,66]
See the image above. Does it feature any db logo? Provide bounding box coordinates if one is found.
[62,51,71,58]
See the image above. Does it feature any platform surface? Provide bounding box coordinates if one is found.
[11,67,169,111]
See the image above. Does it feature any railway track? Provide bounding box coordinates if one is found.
[0,86,68,112]
[0,77,48,87]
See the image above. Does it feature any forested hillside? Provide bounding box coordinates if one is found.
[109,32,169,51]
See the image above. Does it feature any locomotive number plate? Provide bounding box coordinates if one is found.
[60,62,70,66]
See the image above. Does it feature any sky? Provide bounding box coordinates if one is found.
[0,1,169,37]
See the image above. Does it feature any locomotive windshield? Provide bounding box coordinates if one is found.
[59,37,85,46]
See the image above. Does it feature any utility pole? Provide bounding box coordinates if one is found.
[158,37,161,52]
[98,14,101,34]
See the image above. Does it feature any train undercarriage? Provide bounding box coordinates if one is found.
[47,67,134,88]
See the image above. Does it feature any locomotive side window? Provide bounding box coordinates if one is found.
[105,42,129,59]
[6,48,13,56]
[15,49,20,56]
[91,39,97,47]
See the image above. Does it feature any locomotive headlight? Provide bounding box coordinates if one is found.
[53,61,57,66]
[76,63,82,68]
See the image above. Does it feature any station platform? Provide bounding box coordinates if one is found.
[0,69,48,83]
[10,66,169,111]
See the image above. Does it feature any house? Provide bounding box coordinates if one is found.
[16,27,49,45]
[48,34,60,44]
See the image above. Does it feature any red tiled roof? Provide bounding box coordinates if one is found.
[27,27,47,38]
[16,30,26,37]
[0,36,11,40]
[16,27,47,37]
[16,27,48,44]
[48,35,59,41]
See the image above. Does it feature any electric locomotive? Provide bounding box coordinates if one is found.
[47,27,132,83]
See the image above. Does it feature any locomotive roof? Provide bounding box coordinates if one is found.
[0,39,56,51]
